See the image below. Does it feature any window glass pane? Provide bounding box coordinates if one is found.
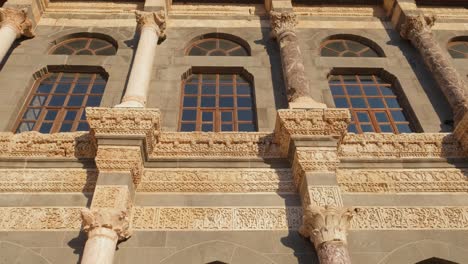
[356,112,370,122]
[350,98,366,108]
[391,110,407,122]
[334,98,349,108]
[60,123,72,132]
[49,95,66,106]
[330,86,344,95]
[180,123,196,132]
[346,40,366,52]
[202,85,216,94]
[219,39,238,50]
[219,75,233,84]
[237,97,252,107]
[361,49,379,57]
[23,108,42,120]
[67,39,88,49]
[77,74,93,83]
[73,83,89,94]
[197,40,217,50]
[17,122,35,132]
[237,85,251,95]
[55,83,71,93]
[201,97,216,107]
[183,97,197,107]
[37,83,53,93]
[76,50,93,55]
[380,87,394,96]
[91,83,106,94]
[346,85,361,95]
[60,73,75,83]
[184,84,198,94]
[221,112,233,122]
[96,48,117,56]
[30,96,47,106]
[385,98,400,108]
[238,110,253,121]
[209,50,227,56]
[375,112,389,122]
[397,124,412,133]
[53,46,73,55]
[202,112,213,121]
[348,124,357,133]
[77,122,89,131]
[368,98,385,108]
[238,124,255,132]
[68,95,84,106]
[361,124,374,132]
[39,123,52,133]
[182,110,197,121]
[201,124,213,132]
[219,97,234,107]
[86,96,102,107]
[89,39,110,50]
[202,74,216,82]
[220,86,233,95]
[221,124,233,131]
[45,110,58,120]
[363,86,379,95]
[65,111,77,121]
[379,125,393,133]
[188,46,205,56]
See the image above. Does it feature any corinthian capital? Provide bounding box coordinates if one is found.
[299,205,355,248]
[270,11,298,39]
[0,7,35,38]
[135,10,166,38]
[81,208,131,241]
[400,14,436,40]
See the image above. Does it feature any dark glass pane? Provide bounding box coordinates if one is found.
[345,40,366,52]
[342,75,358,83]
[379,125,393,133]
[359,75,375,84]
[201,124,213,132]
[17,122,35,132]
[197,40,217,50]
[77,122,90,131]
[202,85,216,94]
[221,112,233,122]
[68,39,88,49]
[60,73,76,83]
[391,110,407,122]
[219,97,234,107]
[237,85,251,95]
[342,51,358,57]
[397,124,412,133]
[86,96,102,107]
[65,111,77,121]
[220,86,233,95]
[89,39,110,49]
[45,110,58,120]
[221,124,233,131]
[180,123,196,132]
[95,74,107,82]
[361,124,374,132]
[202,112,213,121]
[184,84,198,94]
[23,108,42,120]
[361,49,379,57]
[186,75,198,83]
[91,83,106,94]
[73,83,89,94]
[375,112,389,122]
[42,73,59,82]
[188,47,206,56]
[39,123,52,133]
[81,111,86,120]
[209,50,227,56]
[219,39,238,50]
[321,47,338,56]
[380,87,394,96]
[52,46,73,55]
[182,110,197,121]
[219,74,233,84]
[229,48,248,56]
[363,86,379,95]
[238,124,255,131]
[202,74,216,82]
[49,95,66,106]
[60,123,72,132]
[448,50,465,59]
[68,95,84,106]
[330,86,344,95]
[238,110,253,121]
[77,74,93,83]
[451,43,468,53]
[237,97,252,107]
[346,85,361,95]
[30,96,47,106]
[37,83,53,93]
[55,83,71,93]
[76,50,93,55]
[183,97,197,107]
[328,75,341,83]
[385,98,400,108]
[348,124,357,133]
[356,112,370,122]
[326,41,345,51]
[350,98,366,108]
[368,98,385,108]
[201,96,215,107]
[236,75,248,83]
[334,98,349,108]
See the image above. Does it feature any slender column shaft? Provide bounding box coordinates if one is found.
[401,15,468,123]
[117,11,166,108]
[317,241,352,264]
[81,228,118,264]
[0,25,17,62]
[270,11,325,108]
[0,7,34,63]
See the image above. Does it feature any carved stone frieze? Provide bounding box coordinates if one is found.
[292,148,340,187]
[91,186,131,210]
[337,169,468,193]
[135,10,166,37]
[0,207,82,230]
[81,208,131,240]
[0,132,96,159]
[140,168,295,193]
[95,146,143,184]
[339,133,466,159]
[308,186,343,207]
[0,169,97,193]
[0,7,35,38]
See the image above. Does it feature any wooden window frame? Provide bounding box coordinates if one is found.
[321,39,380,57]
[49,37,116,56]
[447,41,468,59]
[186,38,249,56]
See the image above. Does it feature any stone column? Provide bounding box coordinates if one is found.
[81,209,131,264]
[400,14,468,123]
[0,7,34,62]
[300,206,355,264]
[116,11,166,108]
[270,11,325,109]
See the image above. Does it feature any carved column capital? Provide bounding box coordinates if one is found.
[0,7,35,38]
[299,205,355,248]
[135,10,166,38]
[270,11,298,40]
[81,208,131,241]
[400,14,436,40]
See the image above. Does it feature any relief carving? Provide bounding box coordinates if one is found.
[135,10,166,38]
[91,186,131,210]
[95,146,143,185]
[0,7,34,37]
[0,207,82,230]
[308,186,343,207]
[81,208,131,241]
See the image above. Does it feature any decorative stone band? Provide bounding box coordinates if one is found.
[95,146,143,185]
[339,133,466,159]
[0,131,96,159]
[0,8,35,38]
[135,10,166,38]
[292,148,340,187]
[337,169,468,193]
[81,208,131,241]
[91,185,131,210]
[306,186,343,207]
[139,168,295,193]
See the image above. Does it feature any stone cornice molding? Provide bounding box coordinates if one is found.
[81,208,131,241]
[0,7,35,38]
[400,14,436,40]
[135,10,166,38]
[299,205,355,248]
[270,11,297,40]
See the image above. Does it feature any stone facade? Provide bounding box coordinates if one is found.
[0,0,467,263]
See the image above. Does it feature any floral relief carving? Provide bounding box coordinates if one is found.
[81,208,131,240]
[0,7,35,37]
[135,10,166,37]
[95,146,143,185]
[139,168,295,193]
[91,186,131,210]
[0,207,82,230]
[308,186,343,207]
[337,169,468,193]
[292,148,340,187]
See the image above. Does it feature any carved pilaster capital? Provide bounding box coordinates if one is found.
[270,11,298,39]
[81,208,131,241]
[0,7,35,38]
[299,205,355,248]
[400,14,436,40]
[135,10,166,38]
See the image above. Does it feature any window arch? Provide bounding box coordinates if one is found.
[447,37,468,59]
[329,74,413,134]
[416,258,458,264]
[186,33,250,56]
[14,68,107,133]
[320,35,384,57]
[179,69,257,132]
[50,36,117,56]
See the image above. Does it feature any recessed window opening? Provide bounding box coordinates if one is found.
[50,37,117,56]
[321,39,380,57]
[447,41,468,59]
[187,36,249,56]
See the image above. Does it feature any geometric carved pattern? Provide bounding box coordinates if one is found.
[139,169,294,193]
[0,207,82,230]
[91,186,131,210]
[0,169,97,193]
[337,169,468,193]
[308,186,343,207]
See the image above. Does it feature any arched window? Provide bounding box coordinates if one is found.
[447,41,468,58]
[179,72,256,132]
[187,38,249,56]
[15,71,107,133]
[321,39,380,57]
[416,257,458,264]
[329,74,413,134]
[50,37,117,56]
